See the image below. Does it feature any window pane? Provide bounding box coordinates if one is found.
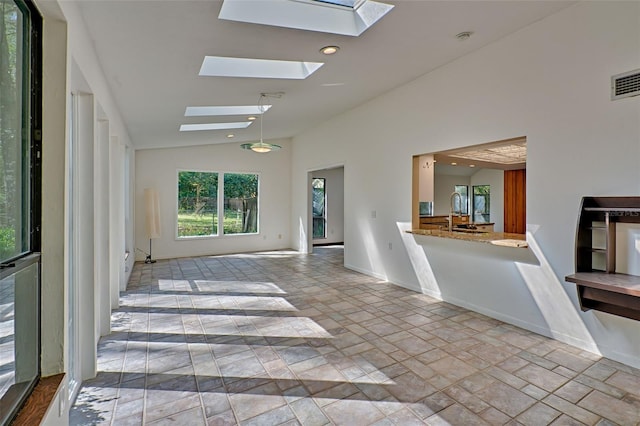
[312,178,326,239]
[223,173,258,234]
[473,185,490,223]
[0,261,39,424]
[177,171,218,237]
[454,185,468,215]
[0,1,28,261]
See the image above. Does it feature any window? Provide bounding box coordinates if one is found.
[454,185,468,215]
[473,185,490,223]
[177,171,259,237]
[1,0,28,261]
[0,0,42,423]
[312,178,326,239]
[223,173,258,234]
[177,171,218,237]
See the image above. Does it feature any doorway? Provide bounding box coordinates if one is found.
[308,166,344,251]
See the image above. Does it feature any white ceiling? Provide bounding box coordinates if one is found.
[77,0,575,150]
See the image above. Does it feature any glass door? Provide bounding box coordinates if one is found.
[0,0,42,422]
[312,178,326,239]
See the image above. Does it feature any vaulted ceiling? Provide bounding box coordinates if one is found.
[77,0,575,150]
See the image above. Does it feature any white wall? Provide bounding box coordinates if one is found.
[291,2,640,368]
[39,1,67,380]
[135,140,292,260]
[36,0,136,421]
[313,167,344,245]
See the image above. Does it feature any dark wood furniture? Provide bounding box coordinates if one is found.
[565,196,640,320]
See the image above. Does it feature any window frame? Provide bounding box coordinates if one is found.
[312,177,327,240]
[176,169,220,239]
[222,172,260,236]
[472,184,491,223]
[175,169,261,240]
[0,0,42,423]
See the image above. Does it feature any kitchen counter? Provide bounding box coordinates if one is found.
[408,228,528,248]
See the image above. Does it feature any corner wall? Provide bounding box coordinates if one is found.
[291,2,640,367]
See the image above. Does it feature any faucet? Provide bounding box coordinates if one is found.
[449,191,462,231]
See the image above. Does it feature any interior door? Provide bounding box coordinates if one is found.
[504,169,526,234]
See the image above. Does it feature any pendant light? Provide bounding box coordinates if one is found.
[241,93,281,153]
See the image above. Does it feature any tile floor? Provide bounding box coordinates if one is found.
[70,246,640,425]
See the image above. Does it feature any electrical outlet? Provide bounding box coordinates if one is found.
[263,235,267,240]
[371,210,377,219]
[278,234,282,239]
[388,242,393,250]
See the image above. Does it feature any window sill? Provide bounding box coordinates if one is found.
[13,374,65,426]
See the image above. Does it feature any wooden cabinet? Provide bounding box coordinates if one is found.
[565,196,640,321]
[474,223,494,232]
[419,215,469,229]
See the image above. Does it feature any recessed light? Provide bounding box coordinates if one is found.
[469,164,475,168]
[248,116,257,121]
[321,82,345,87]
[320,45,340,55]
[227,134,234,138]
[451,162,457,165]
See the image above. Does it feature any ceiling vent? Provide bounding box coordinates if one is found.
[611,68,640,100]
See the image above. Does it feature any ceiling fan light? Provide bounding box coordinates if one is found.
[241,142,281,153]
[252,144,272,153]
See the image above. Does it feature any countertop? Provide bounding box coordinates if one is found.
[407,229,528,248]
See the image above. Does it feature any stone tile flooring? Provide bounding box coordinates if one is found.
[70,247,640,425]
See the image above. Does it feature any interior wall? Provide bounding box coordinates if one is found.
[135,140,292,260]
[291,1,640,368]
[35,2,136,423]
[313,167,344,245]
[39,5,67,380]
[56,0,135,289]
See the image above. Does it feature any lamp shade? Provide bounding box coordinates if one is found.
[144,188,161,239]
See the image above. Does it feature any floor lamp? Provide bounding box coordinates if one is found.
[144,188,161,264]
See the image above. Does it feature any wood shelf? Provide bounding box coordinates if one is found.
[565,196,640,321]
[566,272,640,297]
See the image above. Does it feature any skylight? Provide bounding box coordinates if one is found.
[308,0,361,9]
[199,56,323,80]
[218,0,394,37]
[185,105,272,116]
[179,122,252,132]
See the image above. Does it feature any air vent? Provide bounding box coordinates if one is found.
[611,68,640,100]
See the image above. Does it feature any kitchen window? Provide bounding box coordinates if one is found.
[473,185,490,223]
[454,185,469,215]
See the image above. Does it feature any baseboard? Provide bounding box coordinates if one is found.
[341,263,637,368]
